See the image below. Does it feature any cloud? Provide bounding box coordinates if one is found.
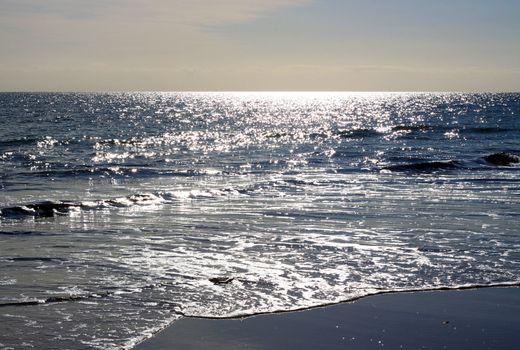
[0,0,310,66]
[0,0,310,24]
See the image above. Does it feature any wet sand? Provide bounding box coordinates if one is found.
[134,287,520,350]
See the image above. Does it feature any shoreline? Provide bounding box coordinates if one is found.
[134,286,520,349]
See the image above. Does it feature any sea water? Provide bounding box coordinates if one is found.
[0,92,519,349]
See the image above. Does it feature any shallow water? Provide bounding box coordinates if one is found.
[1,92,519,349]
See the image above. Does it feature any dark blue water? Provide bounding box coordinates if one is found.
[1,92,519,349]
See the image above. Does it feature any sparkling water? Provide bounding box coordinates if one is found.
[1,92,519,349]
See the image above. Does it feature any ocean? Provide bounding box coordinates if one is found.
[0,92,519,349]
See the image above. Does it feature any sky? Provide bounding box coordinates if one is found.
[0,0,519,91]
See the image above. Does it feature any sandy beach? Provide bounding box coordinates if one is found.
[134,287,520,350]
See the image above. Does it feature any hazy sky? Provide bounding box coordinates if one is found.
[1,0,519,91]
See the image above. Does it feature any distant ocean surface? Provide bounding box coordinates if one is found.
[1,92,519,349]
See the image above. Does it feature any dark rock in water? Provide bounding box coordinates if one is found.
[209,277,234,285]
[483,153,520,166]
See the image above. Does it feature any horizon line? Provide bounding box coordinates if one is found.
[1,90,519,94]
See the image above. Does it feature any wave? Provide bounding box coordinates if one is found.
[0,138,38,148]
[7,257,66,263]
[382,152,520,173]
[335,128,382,139]
[332,125,439,139]
[463,127,514,134]
[388,125,515,136]
[0,230,58,236]
[183,281,520,319]
[0,291,114,308]
[0,283,170,309]
[0,201,77,218]
[264,124,511,143]
[264,128,382,140]
[9,166,227,180]
[483,152,520,166]
[266,126,433,141]
[0,188,243,219]
[391,124,434,132]
[383,160,460,172]
[2,278,518,319]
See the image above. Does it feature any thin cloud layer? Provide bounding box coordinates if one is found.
[0,0,308,73]
[0,0,518,91]
[0,0,310,24]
